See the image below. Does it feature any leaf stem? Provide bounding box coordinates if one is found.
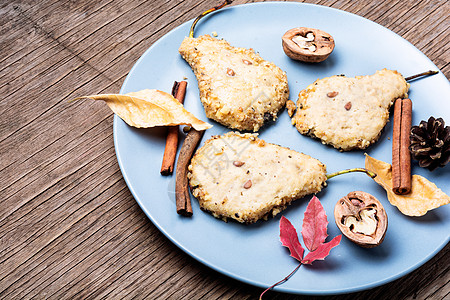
[326,168,376,180]
[189,0,232,38]
[259,263,302,300]
[404,70,438,81]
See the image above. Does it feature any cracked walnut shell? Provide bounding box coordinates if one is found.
[282,27,335,63]
[334,191,388,248]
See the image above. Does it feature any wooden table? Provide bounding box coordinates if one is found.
[1,0,448,298]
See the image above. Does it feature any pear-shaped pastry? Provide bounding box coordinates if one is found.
[291,69,410,151]
[179,35,289,132]
[188,132,327,223]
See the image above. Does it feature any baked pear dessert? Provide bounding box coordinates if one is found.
[179,35,289,132]
[187,132,327,223]
[291,69,410,151]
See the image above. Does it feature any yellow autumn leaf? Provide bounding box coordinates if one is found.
[365,154,449,216]
[75,89,212,131]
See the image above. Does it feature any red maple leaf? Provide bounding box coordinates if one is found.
[260,196,341,299]
[280,216,304,262]
[301,235,342,264]
[301,195,328,252]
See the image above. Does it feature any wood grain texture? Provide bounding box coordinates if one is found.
[0,0,448,299]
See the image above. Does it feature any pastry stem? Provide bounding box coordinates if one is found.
[326,168,376,180]
[189,0,232,38]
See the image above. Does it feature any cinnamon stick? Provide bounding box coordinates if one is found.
[160,81,188,175]
[392,98,412,195]
[175,129,205,216]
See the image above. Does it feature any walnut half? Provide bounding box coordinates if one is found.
[282,27,335,63]
[334,191,388,248]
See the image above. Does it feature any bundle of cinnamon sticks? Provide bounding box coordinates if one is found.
[160,80,204,216]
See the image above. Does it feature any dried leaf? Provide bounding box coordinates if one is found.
[301,235,342,264]
[75,89,212,131]
[365,154,449,216]
[280,216,304,262]
[301,195,328,252]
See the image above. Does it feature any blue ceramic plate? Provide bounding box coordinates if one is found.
[114,2,449,295]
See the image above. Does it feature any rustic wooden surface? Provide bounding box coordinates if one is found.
[1,0,449,299]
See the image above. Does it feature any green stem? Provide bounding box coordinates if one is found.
[326,168,376,180]
[189,0,232,38]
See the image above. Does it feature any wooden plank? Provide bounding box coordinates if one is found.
[0,57,106,142]
[14,197,147,299]
[0,86,114,217]
[0,141,119,282]
[0,1,67,77]
[61,0,214,79]
[1,179,132,298]
[46,220,154,299]
[81,244,184,298]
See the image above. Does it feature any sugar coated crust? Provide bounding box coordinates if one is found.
[292,69,410,150]
[179,35,289,132]
[188,132,327,223]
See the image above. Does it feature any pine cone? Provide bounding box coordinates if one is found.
[409,116,450,171]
